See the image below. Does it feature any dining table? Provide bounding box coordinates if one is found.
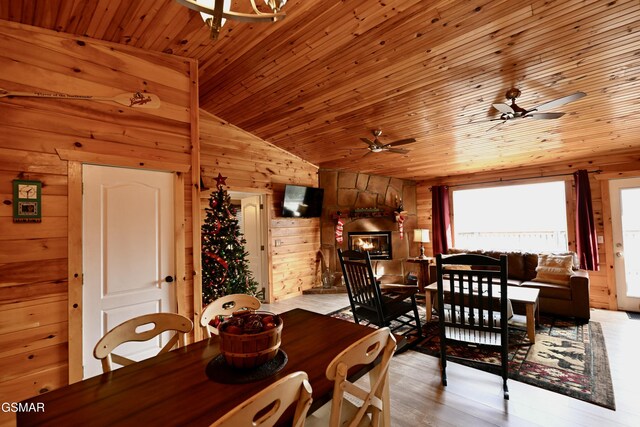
[17,308,377,426]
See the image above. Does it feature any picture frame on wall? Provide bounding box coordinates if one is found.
[13,179,42,223]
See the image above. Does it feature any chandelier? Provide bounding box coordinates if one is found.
[175,0,287,39]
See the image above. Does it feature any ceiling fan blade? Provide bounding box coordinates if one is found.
[360,137,376,147]
[528,112,565,120]
[387,138,417,147]
[492,103,514,114]
[530,92,586,112]
[486,120,507,132]
[385,148,409,154]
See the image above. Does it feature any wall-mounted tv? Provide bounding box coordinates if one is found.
[282,185,324,218]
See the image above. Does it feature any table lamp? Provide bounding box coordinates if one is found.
[413,229,430,259]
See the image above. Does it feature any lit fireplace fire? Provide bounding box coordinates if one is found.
[357,239,374,250]
[348,231,392,260]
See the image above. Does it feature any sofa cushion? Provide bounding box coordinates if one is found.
[532,254,574,286]
[506,252,526,281]
[523,253,538,281]
[521,281,572,300]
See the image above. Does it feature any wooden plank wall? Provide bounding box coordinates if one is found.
[417,152,640,311]
[0,20,195,423]
[199,110,319,302]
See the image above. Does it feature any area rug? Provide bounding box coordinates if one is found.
[329,306,616,410]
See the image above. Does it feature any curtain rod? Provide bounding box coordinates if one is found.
[445,169,602,189]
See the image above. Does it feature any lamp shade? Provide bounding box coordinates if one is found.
[413,229,430,243]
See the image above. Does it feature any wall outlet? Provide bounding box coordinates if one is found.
[597,235,604,244]
[275,239,282,247]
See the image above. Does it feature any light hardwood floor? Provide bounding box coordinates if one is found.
[263,294,640,427]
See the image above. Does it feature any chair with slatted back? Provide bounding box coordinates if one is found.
[305,327,397,427]
[93,312,194,373]
[200,293,261,336]
[338,249,422,343]
[211,371,313,427]
[435,253,510,399]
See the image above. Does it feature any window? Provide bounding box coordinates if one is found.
[452,181,568,252]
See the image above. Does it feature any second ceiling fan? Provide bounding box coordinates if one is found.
[359,129,416,155]
[489,87,586,130]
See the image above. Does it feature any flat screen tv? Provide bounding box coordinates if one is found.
[282,185,324,218]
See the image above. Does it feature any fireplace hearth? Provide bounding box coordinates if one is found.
[348,231,392,260]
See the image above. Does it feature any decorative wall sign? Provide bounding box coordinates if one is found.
[13,179,42,222]
[0,88,160,109]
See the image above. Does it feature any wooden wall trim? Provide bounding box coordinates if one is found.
[67,161,83,384]
[596,170,640,180]
[174,172,186,317]
[190,61,203,341]
[264,194,275,304]
[565,180,577,253]
[600,180,618,311]
[56,149,191,173]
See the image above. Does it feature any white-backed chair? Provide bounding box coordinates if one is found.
[200,293,261,336]
[306,327,397,427]
[93,312,193,373]
[210,371,313,427]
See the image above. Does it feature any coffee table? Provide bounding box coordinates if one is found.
[424,282,540,343]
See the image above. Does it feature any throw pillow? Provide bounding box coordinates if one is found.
[532,254,573,286]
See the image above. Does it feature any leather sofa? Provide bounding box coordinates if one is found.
[430,249,591,322]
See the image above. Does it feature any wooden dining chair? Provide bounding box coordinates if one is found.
[338,249,422,343]
[306,327,397,427]
[93,312,193,373]
[435,253,510,399]
[200,293,262,336]
[210,371,313,427]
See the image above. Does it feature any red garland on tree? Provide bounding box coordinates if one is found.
[201,174,257,305]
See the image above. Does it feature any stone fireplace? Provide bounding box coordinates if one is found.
[314,169,419,288]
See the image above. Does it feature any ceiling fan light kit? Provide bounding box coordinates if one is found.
[175,0,287,39]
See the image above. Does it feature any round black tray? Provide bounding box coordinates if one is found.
[205,349,288,384]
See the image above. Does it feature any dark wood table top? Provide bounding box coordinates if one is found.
[18,308,374,427]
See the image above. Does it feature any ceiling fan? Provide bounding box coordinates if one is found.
[359,130,417,155]
[489,88,586,130]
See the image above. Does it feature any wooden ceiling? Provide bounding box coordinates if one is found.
[2,0,640,181]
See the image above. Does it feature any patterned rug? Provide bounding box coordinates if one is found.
[329,306,615,410]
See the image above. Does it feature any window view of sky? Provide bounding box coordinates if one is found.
[453,181,568,252]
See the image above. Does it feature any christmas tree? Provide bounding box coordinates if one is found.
[201,173,258,305]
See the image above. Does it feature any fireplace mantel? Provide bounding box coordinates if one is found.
[331,209,402,220]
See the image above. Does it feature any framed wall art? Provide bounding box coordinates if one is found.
[13,179,42,223]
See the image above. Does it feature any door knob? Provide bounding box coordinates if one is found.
[616,252,623,258]
[165,275,174,283]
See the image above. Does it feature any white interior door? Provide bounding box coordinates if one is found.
[241,195,268,300]
[82,165,175,378]
[610,177,640,312]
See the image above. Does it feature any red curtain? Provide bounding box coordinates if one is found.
[432,185,451,255]
[574,170,599,270]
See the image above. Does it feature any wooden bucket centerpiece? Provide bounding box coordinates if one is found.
[218,311,282,369]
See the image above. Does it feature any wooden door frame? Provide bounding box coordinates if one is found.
[59,150,195,383]
[237,192,271,302]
